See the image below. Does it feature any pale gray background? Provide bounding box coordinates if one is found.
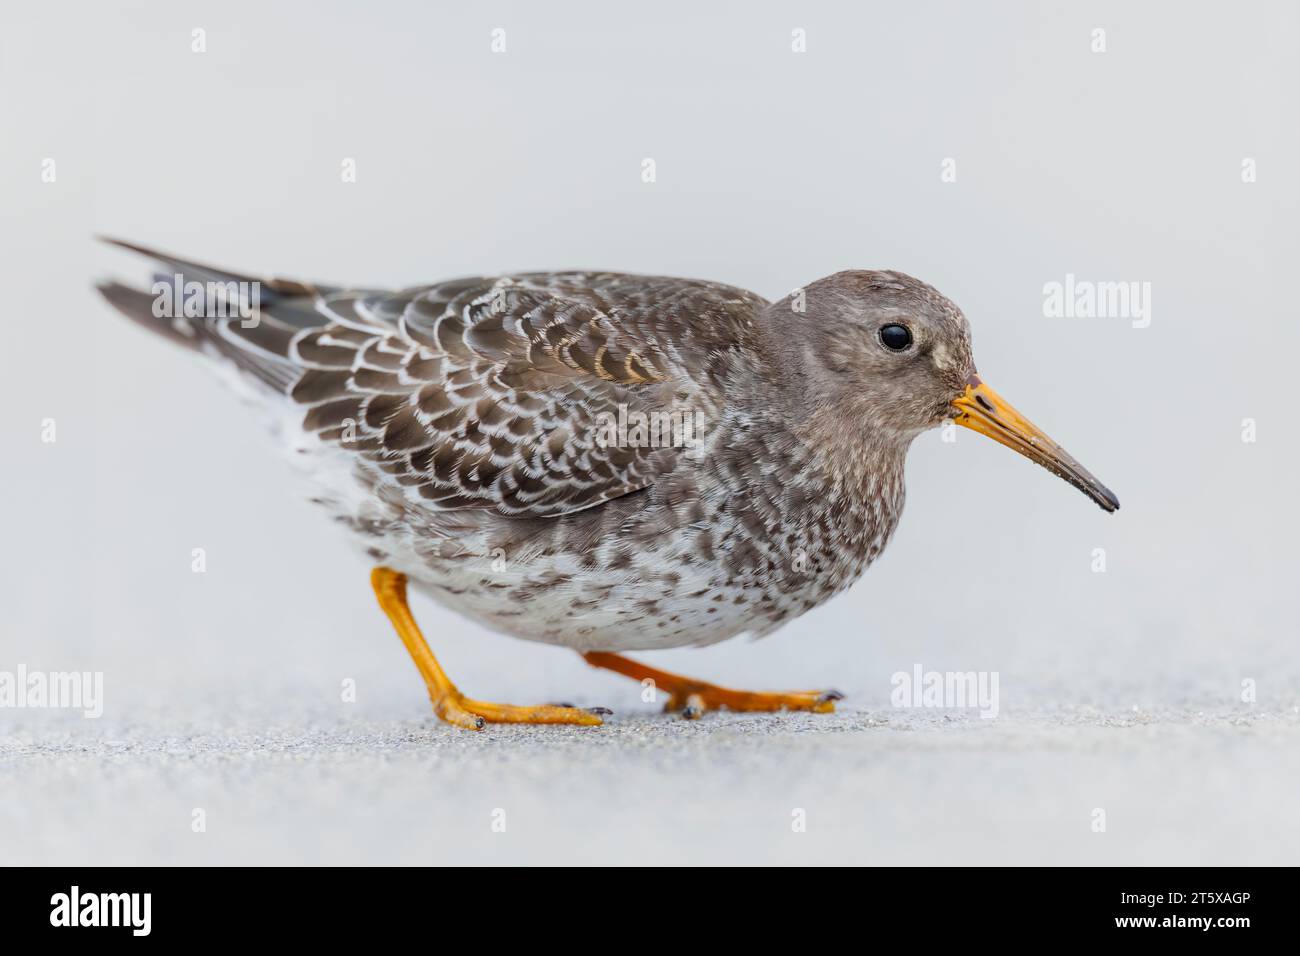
[2,0,1297,866]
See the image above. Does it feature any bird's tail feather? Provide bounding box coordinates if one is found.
[95,237,335,392]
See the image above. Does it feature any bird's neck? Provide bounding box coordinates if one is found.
[786,402,913,530]
[724,367,911,541]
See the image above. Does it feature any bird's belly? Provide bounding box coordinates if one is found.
[282,420,891,652]
[385,512,879,653]
[278,434,759,650]
[401,541,766,653]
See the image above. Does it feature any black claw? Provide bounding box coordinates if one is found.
[820,689,845,702]
[586,706,614,716]
[680,705,703,720]
[473,716,486,730]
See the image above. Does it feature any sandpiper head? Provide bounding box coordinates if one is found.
[776,269,1119,512]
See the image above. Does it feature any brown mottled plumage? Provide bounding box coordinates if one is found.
[98,238,1117,725]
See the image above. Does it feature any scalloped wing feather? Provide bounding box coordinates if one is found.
[287,272,766,518]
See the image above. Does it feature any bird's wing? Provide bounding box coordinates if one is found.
[281,272,767,518]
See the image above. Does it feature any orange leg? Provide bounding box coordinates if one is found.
[373,567,607,731]
[582,651,842,719]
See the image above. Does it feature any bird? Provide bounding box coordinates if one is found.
[97,238,1119,730]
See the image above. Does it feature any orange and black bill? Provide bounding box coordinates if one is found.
[951,375,1120,513]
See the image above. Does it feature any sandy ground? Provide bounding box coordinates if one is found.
[4,698,1297,867]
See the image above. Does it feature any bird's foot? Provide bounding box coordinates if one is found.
[430,691,609,731]
[581,651,842,720]
[665,685,843,720]
[373,566,610,732]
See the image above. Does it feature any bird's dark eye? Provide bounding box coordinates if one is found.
[879,324,913,351]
